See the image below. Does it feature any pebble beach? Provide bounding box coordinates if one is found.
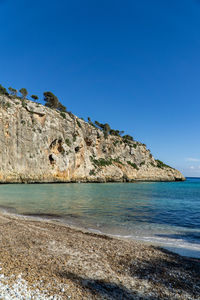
[0,211,200,300]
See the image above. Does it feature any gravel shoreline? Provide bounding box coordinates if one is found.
[0,212,200,300]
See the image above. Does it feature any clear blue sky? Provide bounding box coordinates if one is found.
[0,0,200,176]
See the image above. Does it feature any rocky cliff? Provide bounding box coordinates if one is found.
[0,95,185,183]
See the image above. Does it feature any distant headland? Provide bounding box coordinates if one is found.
[0,84,185,183]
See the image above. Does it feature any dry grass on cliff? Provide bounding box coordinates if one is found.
[0,212,199,299]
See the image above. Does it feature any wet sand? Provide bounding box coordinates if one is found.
[0,211,200,299]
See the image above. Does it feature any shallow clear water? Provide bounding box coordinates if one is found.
[0,178,200,258]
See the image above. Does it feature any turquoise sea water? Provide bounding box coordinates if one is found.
[0,178,199,258]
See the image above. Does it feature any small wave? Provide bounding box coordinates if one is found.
[0,205,17,214]
[86,226,200,258]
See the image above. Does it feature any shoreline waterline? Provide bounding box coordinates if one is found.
[1,207,200,259]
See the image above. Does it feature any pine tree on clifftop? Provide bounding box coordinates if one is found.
[19,88,28,99]
[8,87,17,96]
[44,91,66,112]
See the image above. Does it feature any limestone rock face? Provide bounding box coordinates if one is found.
[0,96,185,183]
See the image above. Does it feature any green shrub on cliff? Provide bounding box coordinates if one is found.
[123,135,134,142]
[127,161,139,170]
[31,95,39,101]
[73,134,77,142]
[112,157,123,164]
[110,129,124,137]
[77,120,82,128]
[113,140,119,146]
[89,169,96,176]
[0,84,8,95]
[65,138,71,147]
[60,112,66,119]
[132,143,137,149]
[57,102,67,112]
[156,159,173,169]
[5,102,11,109]
[90,156,123,168]
[90,156,113,167]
